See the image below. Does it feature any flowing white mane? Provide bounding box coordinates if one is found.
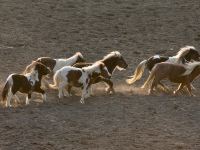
[169,46,196,64]
[182,61,200,76]
[176,45,196,58]
[102,51,121,60]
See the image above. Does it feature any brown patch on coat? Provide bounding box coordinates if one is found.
[67,70,83,87]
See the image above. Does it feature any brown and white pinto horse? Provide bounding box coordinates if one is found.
[73,51,128,94]
[127,46,200,85]
[24,52,85,88]
[49,61,111,104]
[2,62,50,107]
[32,52,85,74]
[142,62,200,96]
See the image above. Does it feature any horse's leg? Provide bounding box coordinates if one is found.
[149,78,158,95]
[158,81,169,92]
[190,83,196,90]
[14,95,20,103]
[174,83,184,95]
[186,83,195,96]
[94,76,114,94]
[80,84,89,104]
[6,89,13,107]
[63,85,71,97]
[25,93,31,105]
[58,82,65,99]
[34,87,46,102]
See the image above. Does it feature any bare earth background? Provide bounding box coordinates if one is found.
[0,0,200,149]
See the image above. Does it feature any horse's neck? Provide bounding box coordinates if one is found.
[102,57,117,74]
[168,55,185,64]
[64,55,77,65]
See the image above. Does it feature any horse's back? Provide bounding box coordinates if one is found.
[36,57,56,71]
[146,55,169,71]
[154,62,186,76]
[73,62,93,68]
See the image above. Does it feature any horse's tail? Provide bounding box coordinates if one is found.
[141,68,155,89]
[49,71,59,89]
[126,60,147,84]
[2,75,13,101]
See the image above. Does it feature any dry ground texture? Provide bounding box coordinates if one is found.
[0,0,200,149]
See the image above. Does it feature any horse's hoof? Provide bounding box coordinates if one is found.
[80,99,85,104]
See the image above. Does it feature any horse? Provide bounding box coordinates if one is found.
[2,62,50,107]
[49,61,111,104]
[32,52,85,74]
[126,46,200,84]
[24,52,85,88]
[73,51,128,94]
[141,61,200,96]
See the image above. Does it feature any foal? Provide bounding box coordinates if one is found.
[142,62,200,96]
[127,46,200,84]
[50,62,111,104]
[2,62,50,107]
[73,51,128,93]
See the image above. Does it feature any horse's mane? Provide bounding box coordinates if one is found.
[182,61,200,76]
[102,51,121,61]
[176,46,196,63]
[23,61,44,74]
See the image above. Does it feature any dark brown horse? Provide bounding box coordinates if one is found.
[142,62,200,96]
[73,51,128,94]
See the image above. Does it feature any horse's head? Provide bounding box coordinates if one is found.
[75,52,85,63]
[102,51,128,73]
[99,62,111,79]
[34,62,51,76]
[116,54,128,70]
[187,49,200,61]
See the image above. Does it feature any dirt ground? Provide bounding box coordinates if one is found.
[0,0,200,149]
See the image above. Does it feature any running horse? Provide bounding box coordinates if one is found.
[49,61,111,104]
[126,46,200,84]
[24,52,85,88]
[73,51,128,94]
[2,62,50,107]
[142,61,200,96]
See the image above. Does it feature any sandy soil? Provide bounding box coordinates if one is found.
[0,0,200,149]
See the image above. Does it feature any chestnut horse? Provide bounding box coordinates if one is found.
[73,51,128,94]
[142,62,200,96]
[127,46,200,84]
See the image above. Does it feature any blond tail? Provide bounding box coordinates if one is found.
[49,72,59,89]
[126,60,147,84]
[141,69,155,89]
